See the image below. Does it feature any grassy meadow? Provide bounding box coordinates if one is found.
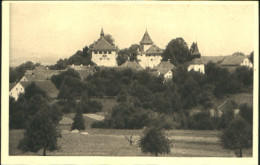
[9,94,253,157]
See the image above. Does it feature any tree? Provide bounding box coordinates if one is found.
[71,105,86,130]
[139,127,171,156]
[23,82,47,101]
[220,117,252,157]
[239,103,253,125]
[9,61,41,83]
[51,68,81,89]
[249,51,253,64]
[104,34,115,46]
[162,37,191,65]
[18,107,62,156]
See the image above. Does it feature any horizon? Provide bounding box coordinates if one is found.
[9,2,257,62]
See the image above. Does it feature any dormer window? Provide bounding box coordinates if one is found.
[99,51,102,54]
[94,51,97,54]
[104,51,107,54]
[108,51,111,54]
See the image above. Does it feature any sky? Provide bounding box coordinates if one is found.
[9,2,257,58]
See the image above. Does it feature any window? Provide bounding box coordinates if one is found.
[107,58,110,60]
[104,51,107,54]
[99,51,102,54]
[100,58,102,60]
[16,88,18,91]
[94,51,97,54]
[108,51,111,54]
[103,54,107,58]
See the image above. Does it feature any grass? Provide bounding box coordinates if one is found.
[9,93,253,157]
[9,128,252,157]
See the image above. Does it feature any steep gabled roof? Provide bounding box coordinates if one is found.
[191,42,201,55]
[220,55,249,66]
[140,30,153,45]
[20,80,59,98]
[146,45,163,55]
[22,70,64,81]
[90,37,116,51]
[119,61,144,70]
[9,83,16,91]
[154,61,175,75]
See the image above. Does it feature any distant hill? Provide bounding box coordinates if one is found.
[9,48,69,67]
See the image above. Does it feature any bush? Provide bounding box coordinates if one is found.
[188,111,215,130]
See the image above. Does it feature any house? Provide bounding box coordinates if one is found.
[154,60,175,80]
[119,60,144,71]
[66,64,96,79]
[137,30,163,69]
[187,58,205,74]
[90,28,118,67]
[220,54,253,72]
[20,69,64,81]
[9,80,59,100]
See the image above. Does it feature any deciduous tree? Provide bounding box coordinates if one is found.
[139,127,171,156]
[18,106,62,156]
[220,117,252,157]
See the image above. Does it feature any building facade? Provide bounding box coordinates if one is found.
[90,29,118,67]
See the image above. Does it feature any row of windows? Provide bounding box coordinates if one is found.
[94,51,112,54]
[99,58,110,60]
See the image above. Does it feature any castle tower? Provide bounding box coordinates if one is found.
[140,29,154,52]
[90,28,118,67]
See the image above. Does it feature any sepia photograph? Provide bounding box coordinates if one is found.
[1,1,259,165]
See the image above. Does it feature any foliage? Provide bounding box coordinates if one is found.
[117,44,140,65]
[23,82,47,101]
[58,76,88,101]
[188,111,215,130]
[18,107,62,156]
[220,117,252,157]
[49,46,93,70]
[71,105,86,130]
[233,66,253,87]
[92,102,151,129]
[162,37,192,65]
[9,61,40,83]
[249,51,253,64]
[239,103,253,125]
[139,127,171,156]
[218,99,237,129]
[51,68,81,89]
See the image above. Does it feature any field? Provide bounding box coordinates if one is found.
[9,127,252,157]
[9,94,253,157]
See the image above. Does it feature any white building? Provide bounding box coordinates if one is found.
[9,80,59,100]
[154,60,176,81]
[220,54,253,72]
[188,58,205,74]
[90,28,118,67]
[137,30,163,69]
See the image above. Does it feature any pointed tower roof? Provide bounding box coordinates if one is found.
[140,29,153,45]
[100,28,104,37]
[191,42,200,55]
